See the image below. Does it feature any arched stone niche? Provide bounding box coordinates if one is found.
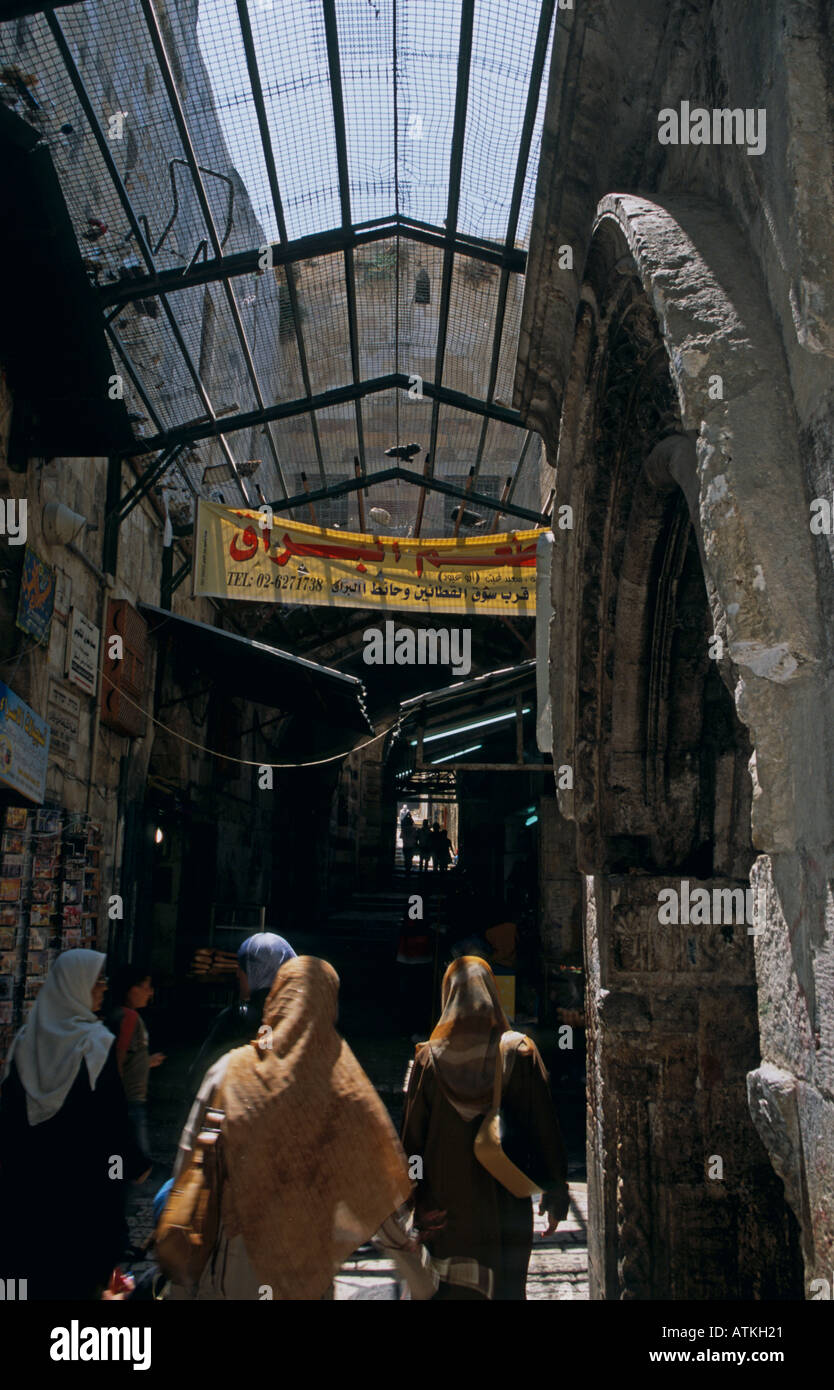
[553,194,825,859]
[548,194,822,1297]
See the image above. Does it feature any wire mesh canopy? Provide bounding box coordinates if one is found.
[0,0,555,537]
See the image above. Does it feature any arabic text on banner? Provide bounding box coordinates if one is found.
[193,500,544,616]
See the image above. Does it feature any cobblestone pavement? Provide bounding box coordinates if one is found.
[335,1182,589,1300]
[527,1183,589,1301]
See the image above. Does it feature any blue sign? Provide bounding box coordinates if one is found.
[16,547,55,643]
[0,683,50,804]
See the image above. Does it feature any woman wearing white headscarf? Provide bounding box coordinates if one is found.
[0,949,150,1299]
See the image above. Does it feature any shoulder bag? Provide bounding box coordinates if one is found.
[154,1101,226,1287]
[474,1035,542,1198]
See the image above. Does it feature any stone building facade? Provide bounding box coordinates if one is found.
[517,0,834,1297]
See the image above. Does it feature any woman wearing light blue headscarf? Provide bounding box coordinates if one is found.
[236,932,297,995]
[186,932,296,1091]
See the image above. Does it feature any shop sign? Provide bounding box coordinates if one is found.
[53,568,72,619]
[16,546,55,643]
[65,608,100,696]
[47,680,81,761]
[0,682,50,804]
[193,499,543,617]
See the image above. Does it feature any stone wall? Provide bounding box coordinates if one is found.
[0,354,276,986]
[516,0,834,1294]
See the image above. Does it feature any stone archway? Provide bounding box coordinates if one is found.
[548,195,824,1297]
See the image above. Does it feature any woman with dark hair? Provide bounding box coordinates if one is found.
[187,932,296,1088]
[0,950,150,1299]
[402,955,569,1300]
[107,964,164,1155]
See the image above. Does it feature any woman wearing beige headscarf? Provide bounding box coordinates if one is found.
[402,955,570,1300]
[166,955,415,1299]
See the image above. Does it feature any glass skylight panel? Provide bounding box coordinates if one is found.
[516,4,554,248]
[273,412,322,481]
[291,251,353,396]
[356,238,399,379]
[233,0,342,240]
[443,256,502,399]
[395,0,461,227]
[393,242,444,386]
[493,270,526,404]
[194,0,277,250]
[334,0,395,226]
[457,0,543,243]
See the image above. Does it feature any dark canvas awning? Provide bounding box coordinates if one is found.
[400,658,537,725]
[391,658,546,782]
[139,603,373,737]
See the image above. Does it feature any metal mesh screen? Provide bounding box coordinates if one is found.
[0,0,554,532]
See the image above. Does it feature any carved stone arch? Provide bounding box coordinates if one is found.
[573,195,825,859]
[549,195,813,1298]
[564,215,758,882]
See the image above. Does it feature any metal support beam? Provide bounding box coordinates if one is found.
[141,0,288,499]
[125,373,524,457]
[422,0,475,528]
[103,455,122,578]
[267,463,548,527]
[97,220,526,310]
[170,557,192,596]
[505,430,536,508]
[472,0,554,485]
[115,445,184,522]
[323,0,366,479]
[160,542,174,611]
[3,0,83,15]
[46,10,251,507]
[236,0,327,487]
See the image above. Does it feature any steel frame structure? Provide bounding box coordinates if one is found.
[30,0,554,548]
[470,0,555,487]
[45,7,254,509]
[140,0,288,498]
[97,220,526,311]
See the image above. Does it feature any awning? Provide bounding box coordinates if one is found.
[399,658,537,723]
[390,658,547,780]
[139,603,373,738]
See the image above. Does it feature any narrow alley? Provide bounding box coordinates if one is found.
[0,0,831,1358]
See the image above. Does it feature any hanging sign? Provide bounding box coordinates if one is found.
[16,547,55,643]
[0,682,50,805]
[65,608,100,696]
[47,680,81,761]
[193,500,543,616]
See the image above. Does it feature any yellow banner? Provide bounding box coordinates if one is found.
[193,500,543,616]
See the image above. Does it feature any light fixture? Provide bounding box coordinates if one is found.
[423,709,531,744]
[525,814,538,827]
[430,743,482,765]
[42,501,87,546]
[154,827,164,845]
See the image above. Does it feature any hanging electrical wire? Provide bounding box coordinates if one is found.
[98,666,385,769]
